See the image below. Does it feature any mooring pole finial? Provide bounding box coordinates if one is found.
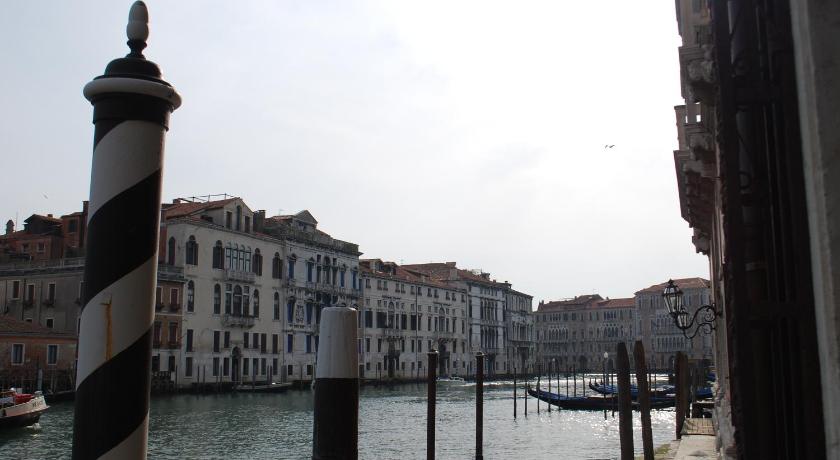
[127,1,149,57]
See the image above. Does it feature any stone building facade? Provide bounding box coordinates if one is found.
[634,278,713,369]
[401,262,518,376]
[505,289,535,373]
[359,259,469,379]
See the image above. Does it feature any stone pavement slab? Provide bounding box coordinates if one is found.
[673,434,717,459]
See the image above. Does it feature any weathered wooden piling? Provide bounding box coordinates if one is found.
[475,352,484,460]
[513,366,517,419]
[634,341,654,460]
[547,361,552,413]
[427,350,438,460]
[573,365,577,397]
[617,342,633,460]
[537,365,541,414]
[675,351,687,439]
[312,307,359,460]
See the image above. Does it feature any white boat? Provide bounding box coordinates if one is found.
[0,389,49,429]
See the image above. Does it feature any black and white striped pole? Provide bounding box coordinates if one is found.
[72,2,180,459]
[312,306,359,460]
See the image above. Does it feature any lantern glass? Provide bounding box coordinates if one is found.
[662,280,683,315]
[677,309,689,328]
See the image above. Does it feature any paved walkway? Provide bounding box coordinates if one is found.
[673,434,717,459]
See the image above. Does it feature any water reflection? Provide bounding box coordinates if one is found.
[0,379,675,459]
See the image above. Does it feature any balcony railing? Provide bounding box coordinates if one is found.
[169,302,181,313]
[222,314,256,328]
[157,263,186,282]
[155,302,165,311]
[224,269,256,283]
[166,340,181,349]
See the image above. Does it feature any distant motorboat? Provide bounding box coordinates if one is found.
[0,389,49,429]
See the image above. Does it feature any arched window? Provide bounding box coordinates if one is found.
[167,237,176,265]
[212,241,223,269]
[273,292,280,320]
[213,284,221,315]
[185,236,198,265]
[272,253,282,279]
[187,281,195,312]
[253,290,260,318]
[253,249,263,276]
[233,285,243,316]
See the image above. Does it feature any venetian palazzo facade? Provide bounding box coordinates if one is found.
[0,196,362,388]
[161,197,361,386]
[668,0,840,457]
[401,262,529,376]
[358,259,469,379]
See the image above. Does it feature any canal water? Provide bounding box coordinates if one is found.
[1,378,677,459]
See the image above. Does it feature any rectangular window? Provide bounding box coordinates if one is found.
[243,358,249,376]
[25,284,35,302]
[47,283,56,302]
[213,357,220,376]
[307,364,313,376]
[46,318,54,329]
[11,280,20,299]
[168,322,177,344]
[272,334,279,354]
[244,332,249,349]
[306,335,312,353]
[377,339,382,353]
[261,333,267,353]
[186,329,194,352]
[213,331,220,353]
[272,358,278,375]
[47,344,58,365]
[287,301,294,322]
[288,260,295,279]
[12,343,23,365]
[287,334,294,353]
[223,357,230,376]
[365,338,370,352]
[168,355,176,372]
[185,357,194,377]
[170,288,179,306]
[287,364,294,377]
[224,331,230,348]
[253,332,260,349]
[261,358,266,375]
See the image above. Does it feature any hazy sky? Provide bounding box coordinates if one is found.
[1,1,708,304]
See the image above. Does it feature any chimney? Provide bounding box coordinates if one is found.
[445,261,456,267]
[5,220,13,235]
[47,214,54,218]
[253,210,266,233]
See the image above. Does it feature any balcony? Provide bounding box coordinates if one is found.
[678,44,716,104]
[224,269,256,284]
[155,302,165,312]
[157,263,186,283]
[166,340,181,350]
[42,299,55,307]
[222,314,255,328]
[168,302,181,313]
[153,339,162,348]
[384,327,403,339]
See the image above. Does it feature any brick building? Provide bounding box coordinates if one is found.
[0,315,77,393]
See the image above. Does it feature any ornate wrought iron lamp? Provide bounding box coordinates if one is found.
[662,279,721,339]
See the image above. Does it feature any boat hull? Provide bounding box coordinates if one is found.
[0,395,49,429]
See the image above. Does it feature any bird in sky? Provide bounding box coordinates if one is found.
[604,144,615,149]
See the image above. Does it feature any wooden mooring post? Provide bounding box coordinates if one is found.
[547,361,552,413]
[513,366,517,419]
[475,352,484,460]
[634,341,654,460]
[427,350,438,460]
[616,342,633,460]
[675,351,688,439]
